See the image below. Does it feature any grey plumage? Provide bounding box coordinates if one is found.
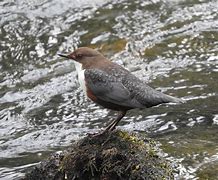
[85,68,184,110]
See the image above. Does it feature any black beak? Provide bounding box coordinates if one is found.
[58,53,69,58]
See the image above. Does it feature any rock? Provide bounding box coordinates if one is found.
[24,130,173,180]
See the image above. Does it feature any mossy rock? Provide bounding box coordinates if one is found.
[24,130,173,180]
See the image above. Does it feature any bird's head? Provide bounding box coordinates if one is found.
[58,47,103,66]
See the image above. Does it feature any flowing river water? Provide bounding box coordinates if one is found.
[0,0,218,179]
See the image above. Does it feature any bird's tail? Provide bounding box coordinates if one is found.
[144,90,186,108]
[164,94,186,104]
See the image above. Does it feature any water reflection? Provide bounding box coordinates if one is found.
[0,0,218,179]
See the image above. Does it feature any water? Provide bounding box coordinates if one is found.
[0,0,218,179]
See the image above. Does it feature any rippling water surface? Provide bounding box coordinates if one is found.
[0,0,218,179]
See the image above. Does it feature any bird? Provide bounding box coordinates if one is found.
[58,47,185,134]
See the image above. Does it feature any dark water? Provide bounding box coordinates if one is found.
[0,0,218,179]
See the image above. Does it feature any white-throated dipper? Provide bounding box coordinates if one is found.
[58,47,184,134]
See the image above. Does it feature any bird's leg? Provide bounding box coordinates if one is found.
[104,110,126,132]
[88,111,126,137]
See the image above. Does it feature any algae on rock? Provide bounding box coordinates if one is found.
[24,130,173,180]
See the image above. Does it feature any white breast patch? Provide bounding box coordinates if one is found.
[74,61,86,93]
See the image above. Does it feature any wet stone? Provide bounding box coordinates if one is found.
[24,130,174,180]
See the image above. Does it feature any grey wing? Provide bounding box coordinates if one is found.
[122,74,185,107]
[84,69,144,108]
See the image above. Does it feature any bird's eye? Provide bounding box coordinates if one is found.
[77,54,83,58]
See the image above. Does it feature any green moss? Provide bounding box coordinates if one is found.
[118,130,145,148]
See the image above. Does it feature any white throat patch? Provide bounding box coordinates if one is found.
[74,61,86,93]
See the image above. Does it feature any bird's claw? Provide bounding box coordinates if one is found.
[86,129,110,137]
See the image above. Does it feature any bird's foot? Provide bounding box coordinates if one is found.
[86,129,111,137]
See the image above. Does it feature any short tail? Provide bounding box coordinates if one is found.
[165,94,186,104]
[141,86,186,107]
